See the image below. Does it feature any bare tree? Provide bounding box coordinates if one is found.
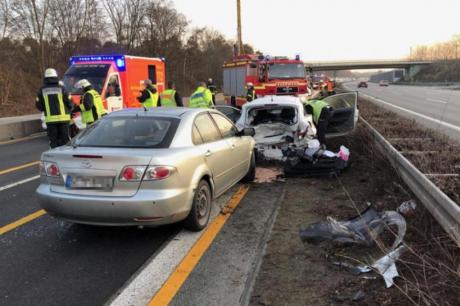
[11,0,51,74]
[103,0,147,51]
[49,0,88,48]
[0,0,11,39]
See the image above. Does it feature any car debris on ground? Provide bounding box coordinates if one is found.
[299,204,408,288]
[282,141,350,177]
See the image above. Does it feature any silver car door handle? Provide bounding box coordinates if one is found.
[205,150,212,157]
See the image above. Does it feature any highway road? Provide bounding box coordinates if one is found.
[0,135,182,305]
[0,133,283,306]
[345,81,460,128]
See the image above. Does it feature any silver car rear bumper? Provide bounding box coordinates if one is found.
[36,184,193,226]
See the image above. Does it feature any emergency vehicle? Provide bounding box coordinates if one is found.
[222,54,308,107]
[63,55,166,112]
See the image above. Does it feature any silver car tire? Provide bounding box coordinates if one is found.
[184,180,212,231]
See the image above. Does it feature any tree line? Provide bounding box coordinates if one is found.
[410,34,460,61]
[0,0,253,115]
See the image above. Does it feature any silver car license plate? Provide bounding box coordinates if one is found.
[65,175,114,190]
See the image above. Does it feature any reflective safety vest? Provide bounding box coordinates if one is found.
[306,99,329,124]
[42,87,71,123]
[160,89,176,107]
[189,87,212,108]
[80,89,106,124]
[143,88,158,108]
[246,88,256,102]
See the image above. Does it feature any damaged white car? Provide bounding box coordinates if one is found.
[217,92,358,160]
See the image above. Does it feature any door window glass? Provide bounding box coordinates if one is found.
[211,113,237,138]
[107,75,121,97]
[192,124,203,145]
[148,65,157,84]
[194,114,222,143]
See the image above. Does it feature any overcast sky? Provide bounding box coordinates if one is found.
[173,0,460,62]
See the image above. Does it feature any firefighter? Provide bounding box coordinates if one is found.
[326,79,335,96]
[246,82,257,102]
[137,79,158,107]
[189,81,213,108]
[35,68,73,148]
[304,99,333,146]
[159,81,183,107]
[207,78,217,105]
[75,79,107,125]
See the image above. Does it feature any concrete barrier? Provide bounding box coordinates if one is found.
[0,114,43,141]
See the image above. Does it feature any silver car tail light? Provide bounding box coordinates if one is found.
[42,161,60,177]
[144,166,175,181]
[119,166,147,181]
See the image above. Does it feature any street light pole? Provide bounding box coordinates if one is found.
[237,0,243,55]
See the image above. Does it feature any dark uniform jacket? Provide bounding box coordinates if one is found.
[35,78,73,123]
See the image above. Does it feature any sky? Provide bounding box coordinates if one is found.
[173,0,460,62]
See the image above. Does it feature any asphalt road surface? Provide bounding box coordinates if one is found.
[345,81,460,128]
[0,135,184,306]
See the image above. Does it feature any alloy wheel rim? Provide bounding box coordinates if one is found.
[196,187,209,219]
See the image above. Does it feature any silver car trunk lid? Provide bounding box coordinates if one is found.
[44,146,153,197]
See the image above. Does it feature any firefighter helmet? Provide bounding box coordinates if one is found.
[44,68,58,78]
[75,79,91,89]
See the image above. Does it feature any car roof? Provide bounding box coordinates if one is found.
[106,107,204,118]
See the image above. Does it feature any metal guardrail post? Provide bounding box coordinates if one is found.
[361,117,460,246]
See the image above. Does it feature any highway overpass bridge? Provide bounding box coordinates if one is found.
[304,60,433,80]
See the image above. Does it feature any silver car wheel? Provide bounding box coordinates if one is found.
[196,185,210,220]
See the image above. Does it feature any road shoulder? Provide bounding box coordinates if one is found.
[170,182,285,306]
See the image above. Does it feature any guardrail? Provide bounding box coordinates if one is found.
[361,117,460,246]
[0,114,43,142]
[348,89,460,142]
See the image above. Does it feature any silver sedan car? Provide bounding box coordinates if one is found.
[36,108,256,230]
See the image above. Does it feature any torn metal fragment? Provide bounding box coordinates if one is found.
[300,206,406,249]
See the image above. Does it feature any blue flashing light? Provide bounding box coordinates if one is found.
[69,55,126,71]
[116,58,125,68]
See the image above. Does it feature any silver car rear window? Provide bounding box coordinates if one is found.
[248,106,297,126]
[72,116,179,148]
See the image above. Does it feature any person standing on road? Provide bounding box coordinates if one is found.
[189,82,213,108]
[304,99,333,146]
[74,79,107,125]
[137,79,158,108]
[159,81,183,107]
[207,78,217,105]
[35,68,73,148]
[246,82,257,102]
[326,79,335,96]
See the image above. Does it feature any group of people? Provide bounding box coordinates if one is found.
[35,68,106,148]
[35,67,222,148]
[36,66,331,149]
[137,78,218,109]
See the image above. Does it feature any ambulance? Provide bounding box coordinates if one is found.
[63,55,166,112]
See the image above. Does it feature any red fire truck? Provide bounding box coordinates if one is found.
[222,54,308,107]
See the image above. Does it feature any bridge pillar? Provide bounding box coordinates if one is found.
[404,65,423,81]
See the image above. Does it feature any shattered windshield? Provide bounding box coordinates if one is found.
[248,106,298,126]
[63,64,110,94]
[268,63,306,79]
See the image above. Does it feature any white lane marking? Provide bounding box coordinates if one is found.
[0,176,40,192]
[426,98,448,104]
[357,92,460,133]
[107,187,237,306]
